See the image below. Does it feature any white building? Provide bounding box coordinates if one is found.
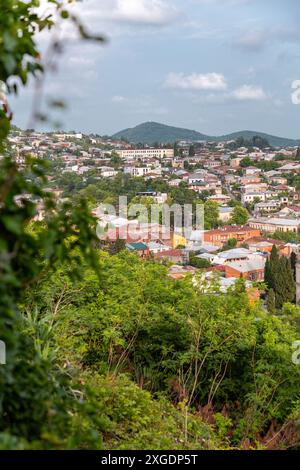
[242,193,266,204]
[117,148,174,160]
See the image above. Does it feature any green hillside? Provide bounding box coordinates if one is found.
[112,121,300,147]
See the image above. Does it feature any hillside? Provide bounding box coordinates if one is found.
[112,122,213,144]
[112,121,300,147]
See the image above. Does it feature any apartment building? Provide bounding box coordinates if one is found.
[204,225,261,247]
[249,217,300,233]
[117,148,174,160]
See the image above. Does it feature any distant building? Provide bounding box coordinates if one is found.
[218,206,234,222]
[224,257,266,281]
[204,225,261,247]
[242,193,266,204]
[117,148,174,160]
[249,217,300,233]
[126,242,150,259]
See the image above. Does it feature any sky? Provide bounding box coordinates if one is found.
[11,0,300,138]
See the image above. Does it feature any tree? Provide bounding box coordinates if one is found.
[230,205,249,225]
[291,251,297,281]
[222,238,237,250]
[267,288,276,314]
[189,252,211,269]
[189,145,195,157]
[110,151,122,168]
[204,200,219,230]
[265,246,296,309]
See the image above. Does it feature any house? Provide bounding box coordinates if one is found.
[278,163,300,173]
[293,191,300,202]
[168,179,182,187]
[126,242,150,259]
[277,206,300,218]
[239,176,262,185]
[198,247,262,266]
[224,257,266,281]
[207,194,231,204]
[244,167,262,176]
[154,249,188,264]
[271,176,288,185]
[242,183,268,194]
[254,201,281,213]
[204,225,261,247]
[147,241,170,254]
[245,237,289,256]
[219,206,234,223]
[242,193,266,204]
[168,264,198,280]
[230,157,243,168]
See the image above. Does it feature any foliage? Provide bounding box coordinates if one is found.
[264,246,296,308]
[267,288,276,315]
[229,205,249,226]
[204,200,219,230]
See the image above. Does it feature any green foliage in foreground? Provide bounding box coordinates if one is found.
[15,251,300,450]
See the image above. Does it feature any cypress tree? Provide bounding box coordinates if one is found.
[267,288,276,314]
[282,257,296,304]
[291,251,297,281]
[273,257,296,309]
[265,246,296,309]
[264,258,271,288]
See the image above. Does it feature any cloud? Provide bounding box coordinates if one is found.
[164,72,228,91]
[193,0,253,5]
[231,85,267,101]
[73,0,179,27]
[235,29,268,51]
[234,26,300,53]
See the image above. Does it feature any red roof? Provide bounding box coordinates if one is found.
[154,249,184,258]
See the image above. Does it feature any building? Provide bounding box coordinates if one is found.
[117,148,174,160]
[249,217,300,233]
[224,257,266,281]
[242,193,266,204]
[154,249,188,264]
[254,201,281,213]
[218,206,234,223]
[126,242,150,259]
[124,166,153,177]
[204,225,261,247]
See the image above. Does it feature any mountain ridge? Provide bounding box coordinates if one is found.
[112,121,300,147]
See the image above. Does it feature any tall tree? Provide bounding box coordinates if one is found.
[265,246,296,308]
[267,288,276,315]
[291,251,297,281]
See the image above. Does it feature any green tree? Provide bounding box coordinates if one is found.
[291,251,297,281]
[230,205,249,225]
[204,200,219,230]
[267,288,276,314]
[265,246,296,308]
[222,238,237,250]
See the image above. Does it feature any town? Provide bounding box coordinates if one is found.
[5,125,300,304]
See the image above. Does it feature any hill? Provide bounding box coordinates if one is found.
[112,122,213,144]
[112,121,300,147]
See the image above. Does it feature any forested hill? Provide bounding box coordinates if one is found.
[112,121,300,147]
